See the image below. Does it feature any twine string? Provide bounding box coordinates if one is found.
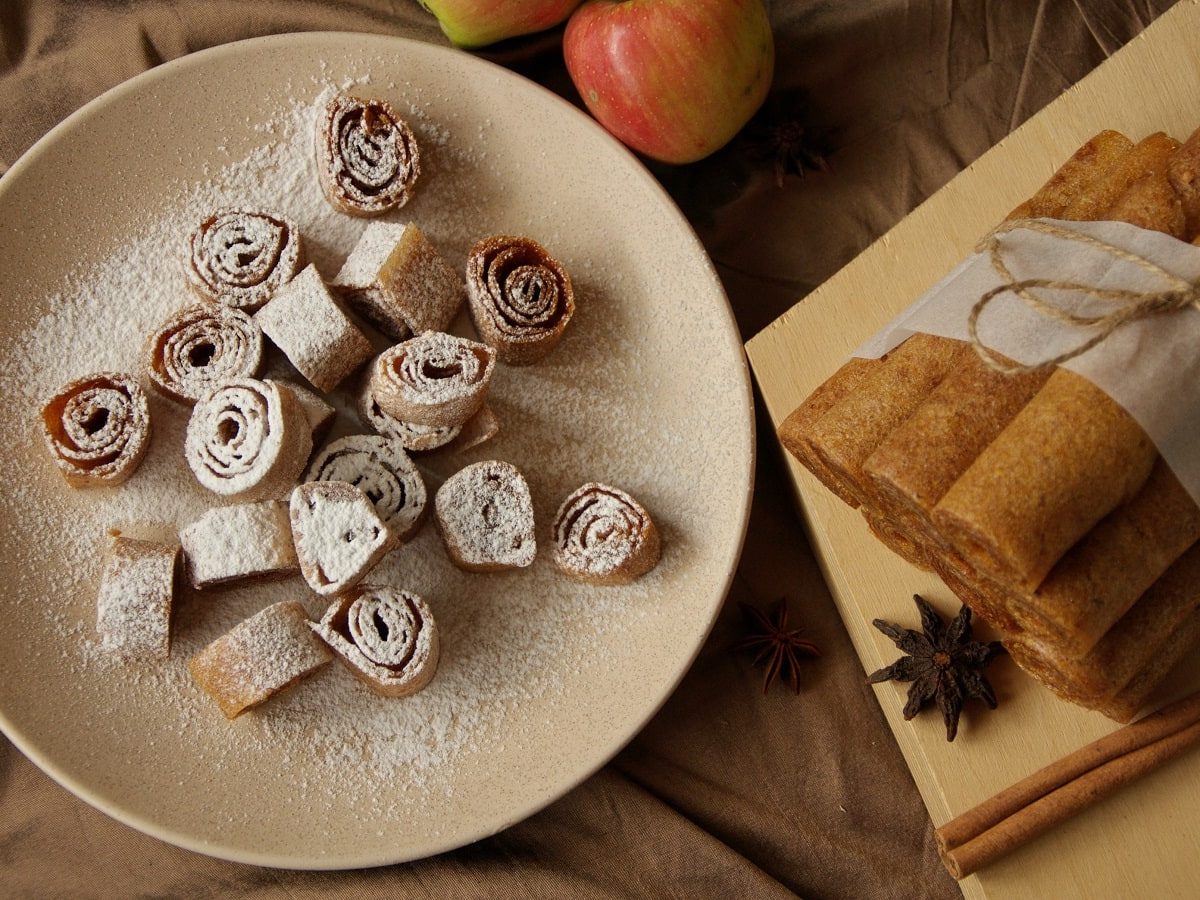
[968,219,1200,375]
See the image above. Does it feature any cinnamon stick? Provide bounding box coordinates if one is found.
[936,690,1200,879]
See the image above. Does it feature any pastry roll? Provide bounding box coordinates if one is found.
[289,481,392,595]
[466,235,575,365]
[367,331,495,427]
[333,222,464,337]
[356,376,461,451]
[316,93,420,217]
[145,303,264,404]
[189,600,332,719]
[445,403,500,453]
[1168,125,1200,239]
[41,372,151,488]
[276,378,336,446]
[435,460,536,572]
[311,586,439,698]
[254,265,374,393]
[179,500,299,589]
[95,525,180,661]
[552,483,660,584]
[185,378,312,501]
[187,208,302,312]
[305,434,428,544]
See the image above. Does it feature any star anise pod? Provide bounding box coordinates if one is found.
[741,90,830,188]
[867,595,1005,742]
[732,598,821,694]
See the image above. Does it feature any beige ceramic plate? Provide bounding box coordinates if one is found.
[0,33,753,868]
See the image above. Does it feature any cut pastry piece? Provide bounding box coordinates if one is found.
[277,378,336,446]
[145,303,264,404]
[367,331,495,427]
[95,525,180,661]
[316,93,420,217]
[41,372,151,488]
[189,600,332,719]
[187,208,302,312]
[179,500,299,589]
[444,403,500,453]
[466,235,575,365]
[290,481,392,595]
[553,483,661,584]
[356,376,462,451]
[254,265,374,393]
[333,222,463,337]
[435,460,535,572]
[311,586,440,698]
[305,435,427,544]
[185,378,312,501]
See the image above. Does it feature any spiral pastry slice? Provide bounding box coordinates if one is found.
[145,304,264,404]
[316,93,421,217]
[435,460,536,572]
[187,208,302,312]
[305,434,428,544]
[553,483,661,585]
[185,378,312,500]
[311,586,440,698]
[40,372,151,488]
[356,377,461,451]
[368,331,495,428]
[466,235,575,365]
[289,481,391,596]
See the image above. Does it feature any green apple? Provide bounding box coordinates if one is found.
[420,0,585,49]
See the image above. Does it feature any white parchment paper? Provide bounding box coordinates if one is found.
[854,218,1200,504]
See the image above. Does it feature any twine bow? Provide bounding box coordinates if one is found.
[968,219,1200,375]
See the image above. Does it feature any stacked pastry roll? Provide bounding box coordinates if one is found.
[781,126,1200,722]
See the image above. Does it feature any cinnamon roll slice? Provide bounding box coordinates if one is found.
[356,376,462,451]
[187,208,302,312]
[185,378,312,500]
[553,483,661,585]
[305,434,428,545]
[435,460,536,572]
[189,601,332,719]
[311,586,440,698]
[289,481,392,596]
[40,372,151,488]
[145,304,264,404]
[316,93,420,217]
[466,235,575,365]
[367,331,495,428]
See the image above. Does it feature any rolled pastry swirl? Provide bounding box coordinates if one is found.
[316,94,420,217]
[368,331,495,427]
[305,434,428,544]
[356,378,461,451]
[145,304,264,404]
[40,372,151,487]
[466,235,575,365]
[185,378,312,500]
[187,208,301,312]
[313,586,440,697]
[553,483,661,584]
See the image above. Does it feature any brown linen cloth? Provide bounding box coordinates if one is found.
[0,1,1178,897]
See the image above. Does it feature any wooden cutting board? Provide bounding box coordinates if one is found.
[745,3,1200,898]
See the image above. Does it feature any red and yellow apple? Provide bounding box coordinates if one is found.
[420,0,585,49]
[563,0,774,164]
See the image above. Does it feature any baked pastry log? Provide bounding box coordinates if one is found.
[311,586,439,698]
[305,434,427,545]
[187,208,302,312]
[95,525,180,661]
[40,372,151,488]
[333,222,463,337]
[356,375,461,451]
[466,235,575,365]
[185,378,312,501]
[145,303,264,405]
[179,500,299,589]
[254,265,374,393]
[289,481,392,595]
[552,483,660,584]
[434,460,535,572]
[189,600,332,719]
[367,331,495,427]
[316,93,420,217]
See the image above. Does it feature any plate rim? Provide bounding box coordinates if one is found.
[0,29,756,869]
